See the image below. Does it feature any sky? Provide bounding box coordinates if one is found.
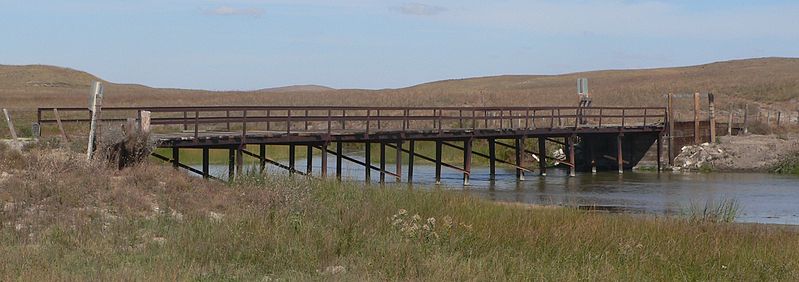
[1,0,798,90]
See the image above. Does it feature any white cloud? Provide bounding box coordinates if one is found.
[391,3,447,16]
[207,6,265,17]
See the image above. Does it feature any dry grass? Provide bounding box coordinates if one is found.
[1,143,798,280]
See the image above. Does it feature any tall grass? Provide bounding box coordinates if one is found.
[684,198,741,223]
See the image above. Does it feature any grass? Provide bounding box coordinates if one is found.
[2,143,799,280]
[772,153,799,175]
[684,198,741,223]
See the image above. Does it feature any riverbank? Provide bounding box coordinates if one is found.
[2,144,798,280]
[673,134,799,173]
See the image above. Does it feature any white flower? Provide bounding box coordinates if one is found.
[427,217,436,225]
[398,209,407,216]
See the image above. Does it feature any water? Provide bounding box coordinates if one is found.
[196,156,799,225]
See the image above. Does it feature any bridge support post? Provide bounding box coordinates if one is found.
[236,144,243,176]
[321,142,328,177]
[289,144,296,175]
[172,147,179,169]
[617,134,624,174]
[365,142,371,182]
[657,133,663,172]
[228,147,235,182]
[259,144,266,173]
[379,142,386,183]
[408,140,415,183]
[589,138,597,174]
[488,138,496,180]
[336,142,343,180]
[568,135,576,177]
[395,141,403,182]
[202,147,210,179]
[435,141,442,184]
[515,137,525,180]
[538,138,547,176]
[306,145,313,175]
[463,138,472,185]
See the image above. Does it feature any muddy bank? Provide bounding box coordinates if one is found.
[673,134,799,172]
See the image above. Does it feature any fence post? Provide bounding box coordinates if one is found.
[87,81,104,160]
[727,103,733,137]
[708,93,715,143]
[743,104,749,135]
[693,92,700,144]
[3,109,18,140]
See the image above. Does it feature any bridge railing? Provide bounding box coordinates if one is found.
[37,106,666,138]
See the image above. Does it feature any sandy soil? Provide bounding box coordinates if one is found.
[673,134,799,172]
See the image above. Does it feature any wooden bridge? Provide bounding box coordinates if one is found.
[37,106,667,184]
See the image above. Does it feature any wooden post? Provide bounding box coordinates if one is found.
[515,137,525,180]
[708,93,716,143]
[172,147,180,169]
[365,142,371,182]
[667,93,674,166]
[435,141,442,184]
[306,145,313,174]
[617,133,624,174]
[321,142,328,177]
[228,147,235,182]
[590,138,597,174]
[568,135,576,177]
[727,104,734,137]
[336,142,343,180]
[379,142,386,183]
[140,111,151,133]
[538,138,547,176]
[395,141,402,182]
[743,104,749,135]
[202,147,210,179]
[236,144,243,176]
[657,134,663,172]
[488,138,496,180]
[53,108,69,141]
[87,82,104,160]
[288,144,296,174]
[693,92,700,145]
[463,138,472,185]
[259,144,266,173]
[3,109,18,141]
[407,140,415,183]
[777,112,782,126]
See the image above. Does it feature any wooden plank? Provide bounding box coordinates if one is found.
[53,108,70,141]
[3,109,18,140]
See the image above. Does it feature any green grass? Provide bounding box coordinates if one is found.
[2,145,799,280]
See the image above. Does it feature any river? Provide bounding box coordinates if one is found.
[194,157,799,225]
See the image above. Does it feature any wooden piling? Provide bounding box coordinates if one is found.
[743,104,749,135]
[336,142,343,180]
[288,144,296,174]
[435,141,442,184]
[408,140,415,182]
[617,134,624,174]
[228,147,235,181]
[259,144,266,173]
[667,93,674,166]
[488,138,496,180]
[321,142,328,177]
[172,147,180,169]
[538,138,547,176]
[657,133,663,172]
[306,145,313,174]
[365,142,372,182]
[379,142,386,183]
[568,135,576,177]
[202,147,210,179]
[3,109,18,141]
[708,93,716,143]
[236,144,243,176]
[463,139,472,185]
[728,103,734,136]
[515,137,525,180]
[395,141,402,182]
[693,92,700,144]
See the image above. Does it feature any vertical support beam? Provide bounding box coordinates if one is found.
[379,142,386,183]
[87,82,103,160]
[667,93,675,166]
[407,140,415,183]
[306,145,313,175]
[590,138,597,174]
[228,147,235,182]
[708,93,716,143]
[568,135,576,177]
[727,103,734,136]
[693,92,700,144]
[172,147,180,169]
[395,141,403,182]
[463,138,473,185]
[2,109,18,141]
[259,144,266,173]
[488,138,496,180]
[202,147,210,179]
[657,133,663,172]
[321,142,328,177]
[743,104,750,135]
[435,141,442,184]
[617,134,624,174]
[365,142,371,182]
[538,137,547,176]
[288,144,296,175]
[336,142,343,180]
[515,137,525,180]
[236,144,243,176]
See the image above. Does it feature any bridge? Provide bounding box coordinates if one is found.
[37,105,667,184]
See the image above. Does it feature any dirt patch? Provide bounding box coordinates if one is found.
[674,134,799,172]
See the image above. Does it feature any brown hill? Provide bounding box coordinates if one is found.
[1,57,797,111]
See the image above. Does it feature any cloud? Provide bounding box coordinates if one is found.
[391,3,447,16]
[207,6,265,17]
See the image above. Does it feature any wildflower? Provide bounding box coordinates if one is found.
[412,214,421,222]
[398,209,407,216]
[442,216,453,228]
[422,224,431,231]
[427,217,436,225]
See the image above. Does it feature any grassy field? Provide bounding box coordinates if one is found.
[1,143,798,280]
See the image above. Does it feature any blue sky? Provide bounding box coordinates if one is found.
[1,0,798,90]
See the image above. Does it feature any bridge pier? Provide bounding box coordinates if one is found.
[202,147,210,179]
[306,145,313,174]
[568,135,576,177]
[515,137,525,180]
[538,138,547,176]
[228,147,235,181]
[617,133,624,174]
[288,144,296,175]
[463,139,472,185]
[320,142,328,177]
[365,142,371,182]
[488,138,496,180]
[657,133,663,172]
[236,144,243,176]
[259,144,266,173]
[172,147,179,169]
[379,142,386,183]
[435,141,442,184]
[407,140,415,182]
[336,142,343,180]
[395,141,403,182]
